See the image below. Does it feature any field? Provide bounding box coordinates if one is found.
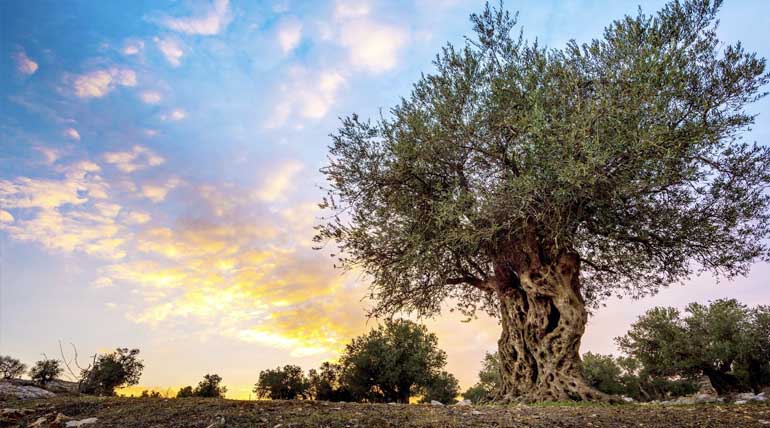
[3,397,770,428]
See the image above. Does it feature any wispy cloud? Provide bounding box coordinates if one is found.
[64,128,81,141]
[122,39,144,55]
[158,0,232,36]
[140,91,162,104]
[160,108,187,121]
[276,18,303,54]
[265,68,345,128]
[255,160,304,202]
[72,67,137,98]
[141,177,181,202]
[13,49,38,75]
[103,145,165,173]
[154,37,184,67]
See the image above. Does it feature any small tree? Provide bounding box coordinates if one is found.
[176,385,194,398]
[308,362,351,402]
[617,299,770,394]
[254,365,309,400]
[420,371,460,404]
[462,352,500,403]
[340,319,447,403]
[29,359,62,385]
[193,374,227,398]
[582,352,626,396]
[0,356,27,379]
[80,348,144,396]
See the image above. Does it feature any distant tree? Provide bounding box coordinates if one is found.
[582,352,626,396]
[316,0,770,402]
[308,362,351,402]
[0,356,27,379]
[139,390,160,398]
[254,365,309,400]
[176,385,194,398]
[193,374,227,398]
[340,319,447,403]
[80,348,144,396]
[617,300,770,394]
[462,352,500,403]
[29,359,62,385]
[420,371,460,404]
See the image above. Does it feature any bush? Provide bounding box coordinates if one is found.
[29,359,62,385]
[0,356,27,379]
[193,374,227,398]
[80,348,144,396]
[420,371,460,404]
[140,390,161,398]
[308,362,351,402]
[582,352,626,396]
[176,385,194,398]
[254,365,309,400]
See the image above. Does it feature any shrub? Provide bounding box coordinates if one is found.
[193,374,227,398]
[420,371,460,404]
[29,359,62,385]
[176,385,194,398]
[254,365,309,400]
[80,348,144,396]
[0,356,27,379]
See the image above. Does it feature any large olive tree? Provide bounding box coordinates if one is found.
[316,0,770,402]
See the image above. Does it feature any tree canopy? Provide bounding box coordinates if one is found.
[80,348,144,396]
[316,0,770,318]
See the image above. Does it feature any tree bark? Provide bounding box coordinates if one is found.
[493,250,610,403]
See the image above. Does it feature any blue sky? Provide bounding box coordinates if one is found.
[1,0,769,398]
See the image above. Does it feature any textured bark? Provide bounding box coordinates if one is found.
[493,249,610,403]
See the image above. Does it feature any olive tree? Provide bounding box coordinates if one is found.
[317,0,770,402]
[0,356,26,379]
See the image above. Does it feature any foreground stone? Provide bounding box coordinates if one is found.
[0,382,56,400]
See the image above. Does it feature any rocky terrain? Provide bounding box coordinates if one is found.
[1,396,770,428]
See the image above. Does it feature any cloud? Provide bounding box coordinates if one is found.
[0,161,128,259]
[13,50,38,75]
[141,177,181,202]
[265,68,345,128]
[276,18,302,54]
[154,37,184,67]
[334,0,371,19]
[0,210,14,223]
[92,276,115,288]
[103,145,165,173]
[72,67,137,98]
[158,0,232,36]
[122,39,144,55]
[140,91,162,104]
[160,109,186,121]
[123,210,151,225]
[35,147,60,165]
[64,128,81,141]
[339,21,408,73]
[255,160,304,202]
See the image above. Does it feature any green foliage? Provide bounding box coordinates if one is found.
[582,352,626,396]
[193,374,227,398]
[340,319,448,403]
[176,386,194,398]
[462,352,500,403]
[316,0,770,320]
[29,359,62,385]
[308,362,351,402]
[0,355,26,379]
[254,365,310,400]
[617,299,770,394]
[419,371,460,404]
[80,348,144,396]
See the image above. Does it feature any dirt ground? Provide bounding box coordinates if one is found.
[2,396,770,428]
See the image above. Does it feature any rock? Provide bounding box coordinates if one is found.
[430,400,444,406]
[621,396,635,403]
[0,381,56,400]
[694,393,718,404]
[205,416,226,428]
[694,375,718,397]
[387,402,399,406]
[29,416,49,427]
[735,400,748,405]
[454,399,472,406]
[736,392,757,400]
[471,410,483,415]
[65,418,98,427]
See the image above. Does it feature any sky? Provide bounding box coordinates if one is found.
[1,0,769,400]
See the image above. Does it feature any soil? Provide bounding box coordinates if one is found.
[2,396,770,428]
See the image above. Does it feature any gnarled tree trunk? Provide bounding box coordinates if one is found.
[493,250,609,403]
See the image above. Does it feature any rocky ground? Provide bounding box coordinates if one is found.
[2,396,770,428]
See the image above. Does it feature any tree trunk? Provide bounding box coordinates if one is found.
[493,250,610,403]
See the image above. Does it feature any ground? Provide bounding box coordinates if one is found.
[2,397,770,428]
